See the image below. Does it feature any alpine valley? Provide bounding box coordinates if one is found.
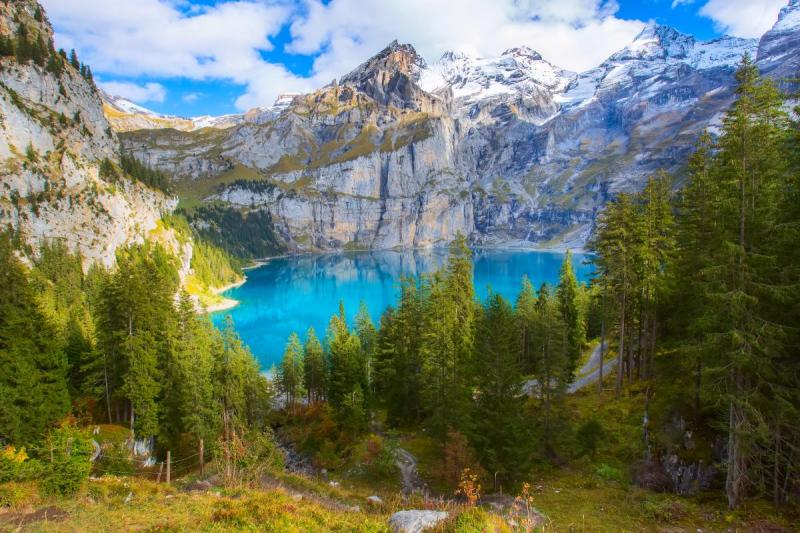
[106,3,800,254]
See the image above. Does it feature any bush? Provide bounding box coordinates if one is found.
[0,445,42,482]
[576,419,606,459]
[362,435,398,479]
[217,427,284,488]
[594,463,625,484]
[39,423,94,496]
[642,495,689,522]
[0,481,40,509]
[452,507,494,532]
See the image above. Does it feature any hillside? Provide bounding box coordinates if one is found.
[110,4,799,254]
[0,0,175,267]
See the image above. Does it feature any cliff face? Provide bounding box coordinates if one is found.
[117,8,799,253]
[0,0,173,266]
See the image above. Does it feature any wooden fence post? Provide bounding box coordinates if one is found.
[157,462,164,483]
[166,451,171,485]
[199,439,205,476]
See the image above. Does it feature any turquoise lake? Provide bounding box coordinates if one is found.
[211,249,593,370]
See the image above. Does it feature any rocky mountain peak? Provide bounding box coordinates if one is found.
[340,40,427,86]
[501,46,543,61]
[757,0,800,83]
[611,23,695,61]
[338,41,431,109]
[774,0,800,32]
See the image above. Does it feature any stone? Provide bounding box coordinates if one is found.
[388,510,448,533]
[366,495,383,505]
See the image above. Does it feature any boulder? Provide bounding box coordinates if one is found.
[388,510,448,533]
[367,495,384,505]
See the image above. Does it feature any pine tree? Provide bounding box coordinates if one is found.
[325,302,363,412]
[590,193,637,396]
[556,251,583,380]
[0,235,70,445]
[374,277,425,426]
[420,236,477,445]
[355,302,376,399]
[471,293,527,485]
[531,284,570,452]
[278,333,304,412]
[690,56,789,508]
[69,49,79,70]
[515,276,537,374]
[303,327,325,403]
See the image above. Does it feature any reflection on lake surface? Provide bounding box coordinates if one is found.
[212,249,593,370]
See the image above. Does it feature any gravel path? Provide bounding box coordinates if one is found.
[568,342,617,393]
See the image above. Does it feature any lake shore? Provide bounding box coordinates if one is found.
[204,278,246,314]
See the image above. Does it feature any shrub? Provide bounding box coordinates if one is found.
[642,495,688,522]
[594,463,625,484]
[362,435,398,479]
[456,468,482,506]
[0,445,42,482]
[0,481,40,509]
[217,427,284,488]
[39,422,94,496]
[576,419,606,459]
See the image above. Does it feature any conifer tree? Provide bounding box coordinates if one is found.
[420,236,476,445]
[374,277,425,426]
[471,293,527,484]
[0,235,70,445]
[325,302,364,412]
[278,333,305,412]
[556,251,583,379]
[303,327,325,403]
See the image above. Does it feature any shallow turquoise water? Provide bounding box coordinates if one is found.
[211,249,593,370]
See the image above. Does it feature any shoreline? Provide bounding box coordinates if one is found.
[204,277,247,314]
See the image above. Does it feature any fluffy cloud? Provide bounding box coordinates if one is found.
[290,0,644,82]
[41,0,646,111]
[99,81,166,103]
[699,0,785,37]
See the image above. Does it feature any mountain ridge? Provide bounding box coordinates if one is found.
[114,3,799,253]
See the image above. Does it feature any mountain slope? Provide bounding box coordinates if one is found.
[115,4,799,252]
[0,0,174,266]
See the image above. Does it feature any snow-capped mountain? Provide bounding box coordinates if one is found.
[556,25,758,110]
[116,3,800,252]
[421,46,574,104]
[101,91,299,133]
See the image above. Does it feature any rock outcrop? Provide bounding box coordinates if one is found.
[388,510,448,533]
[115,4,799,253]
[0,0,173,267]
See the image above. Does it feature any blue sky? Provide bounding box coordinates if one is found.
[39,0,788,117]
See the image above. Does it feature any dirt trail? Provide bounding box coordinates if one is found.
[395,447,425,496]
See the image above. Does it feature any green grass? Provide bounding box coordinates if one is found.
[175,163,266,207]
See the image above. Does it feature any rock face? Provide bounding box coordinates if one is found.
[0,0,173,267]
[116,5,799,253]
[388,510,448,533]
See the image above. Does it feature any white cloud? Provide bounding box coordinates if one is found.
[99,80,166,103]
[41,0,647,111]
[699,0,785,37]
[290,0,645,81]
[671,0,696,8]
[182,92,201,104]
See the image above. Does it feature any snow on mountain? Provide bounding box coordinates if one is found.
[557,25,758,110]
[102,92,298,133]
[420,47,574,105]
[773,0,800,32]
